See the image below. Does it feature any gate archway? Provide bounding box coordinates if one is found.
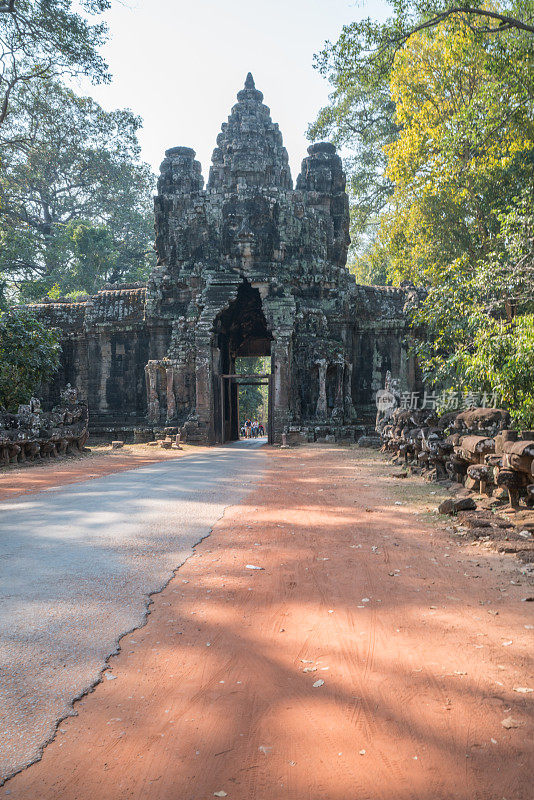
[212,282,273,444]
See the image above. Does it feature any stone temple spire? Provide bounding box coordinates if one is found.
[242,71,261,99]
[208,73,292,192]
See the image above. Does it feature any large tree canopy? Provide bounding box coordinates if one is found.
[0,81,156,302]
[311,2,534,425]
[383,17,533,285]
[310,0,534,274]
[0,0,110,133]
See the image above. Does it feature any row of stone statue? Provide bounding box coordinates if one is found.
[377,405,534,509]
[0,386,89,467]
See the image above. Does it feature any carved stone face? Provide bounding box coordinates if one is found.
[221,196,279,259]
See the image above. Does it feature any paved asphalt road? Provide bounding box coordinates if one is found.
[0,440,267,784]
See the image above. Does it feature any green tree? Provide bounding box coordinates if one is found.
[312,3,534,424]
[309,1,534,259]
[459,315,534,428]
[0,0,110,133]
[382,15,534,425]
[0,306,61,409]
[346,228,391,285]
[383,17,533,283]
[0,81,155,301]
[413,181,534,426]
[236,357,269,424]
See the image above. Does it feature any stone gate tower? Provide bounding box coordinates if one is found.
[32,75,417,443]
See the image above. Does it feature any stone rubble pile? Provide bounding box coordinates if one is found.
[377,406,534,511]
[0,386,88,466]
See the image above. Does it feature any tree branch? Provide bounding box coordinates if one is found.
[0,59,53,128]
[388,7,534,47]
[0,1,15,13]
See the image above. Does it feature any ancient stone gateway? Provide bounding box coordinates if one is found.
[33,75,418,445]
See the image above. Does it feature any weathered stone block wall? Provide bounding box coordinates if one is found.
[30,288,164,434]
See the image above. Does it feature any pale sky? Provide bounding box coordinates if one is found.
[82,0,390,181]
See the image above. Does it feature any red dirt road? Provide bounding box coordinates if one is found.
[2,445,533,800]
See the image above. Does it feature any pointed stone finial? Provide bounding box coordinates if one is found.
[237,72,263,104]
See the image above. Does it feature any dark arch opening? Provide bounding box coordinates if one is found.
[213,281,273,443]
[214,281,272,361]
